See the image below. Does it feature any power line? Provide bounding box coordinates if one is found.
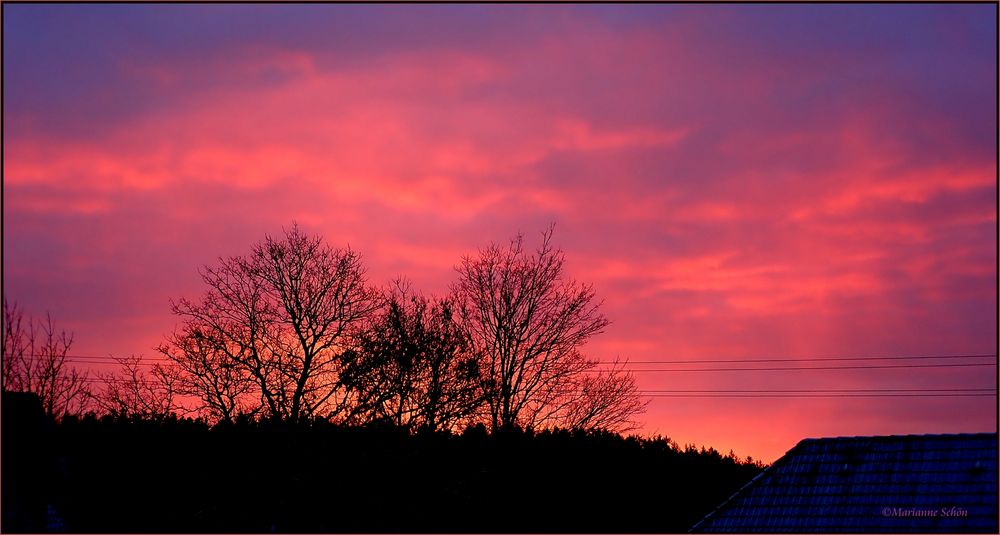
[63,357,167,363]
[51,352,998,364]
[641,389,997,397]
[640,388,996,393]
[69,374,997,396]
[68,361,998,373]
[588,363,995,372]
[35,355,172,363]
[623,354,996,364]
[641,393,995,398]
[50,355,1000,377]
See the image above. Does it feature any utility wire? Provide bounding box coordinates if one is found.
[53,355,1000,376]
[67,361,998,373]
[52,352,998,364]
[624,354,996,364]
[639,393,995,398]
[586,363,995,372]
[640,388,996,393]
[69,375,997,397]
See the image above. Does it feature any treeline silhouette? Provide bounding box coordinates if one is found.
[4,224,759,532]
[4,392,763,533]
[4,224,645,433]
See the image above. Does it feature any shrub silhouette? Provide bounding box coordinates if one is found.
[4,397,762,533]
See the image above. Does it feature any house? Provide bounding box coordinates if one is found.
[690,432,998,533]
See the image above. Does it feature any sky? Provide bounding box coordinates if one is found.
[3,4,996,462]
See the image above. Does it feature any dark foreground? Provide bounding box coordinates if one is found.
[3,397,762,533]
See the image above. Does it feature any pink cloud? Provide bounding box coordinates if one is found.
[4,7,995,462]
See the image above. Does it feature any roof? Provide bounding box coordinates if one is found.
[690,432,998,533]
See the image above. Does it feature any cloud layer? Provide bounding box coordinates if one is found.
[4,4,996,461]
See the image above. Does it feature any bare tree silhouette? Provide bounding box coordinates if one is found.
[94,355,181,419]
[157,321,258,423]
[168,223,378,421]
[452,226,644,431]
[105,223,643,430]
[561,358,647,432]
[340,280,482,431]
[2,299,90,419]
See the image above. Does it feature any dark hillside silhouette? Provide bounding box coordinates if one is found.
[2,392,50,532]
[3,394,762,533]
[3,225,755,533]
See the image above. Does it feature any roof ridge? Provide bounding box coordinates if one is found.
[796,431,998,443]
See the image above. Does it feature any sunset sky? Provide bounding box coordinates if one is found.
[3,4,996,462]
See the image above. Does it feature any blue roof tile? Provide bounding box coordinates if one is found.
[691,433,998,533]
